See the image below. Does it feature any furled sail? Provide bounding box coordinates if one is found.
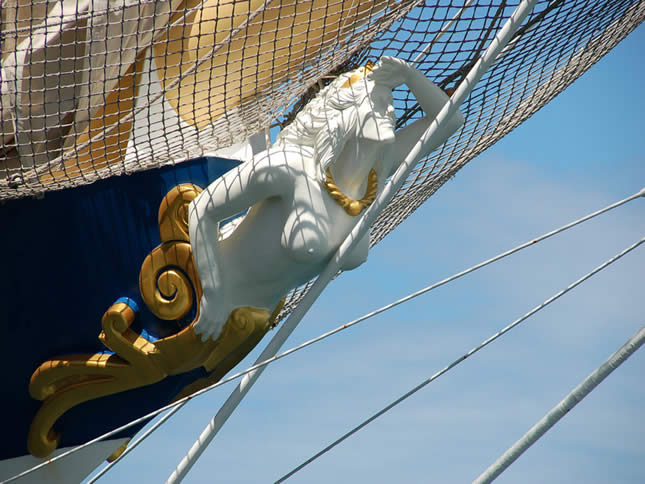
[1,0,392,190]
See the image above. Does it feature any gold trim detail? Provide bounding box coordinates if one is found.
[172,297,285,401]
[141,184,203,321]
[106,438,131,463]
[139,241,200,321]
[324,168,378,216]
[158,184,201,243]
[341,61,375,88]
[27,184,283,457]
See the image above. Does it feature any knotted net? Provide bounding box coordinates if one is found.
[1,0,643,314]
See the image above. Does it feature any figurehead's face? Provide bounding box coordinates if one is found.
[356,81,396,143]
[340,63,396,143]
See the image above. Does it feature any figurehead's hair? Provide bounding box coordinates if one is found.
[275,62,379,177]
[340,61,375,88]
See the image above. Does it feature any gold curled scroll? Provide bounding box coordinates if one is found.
[154,0,391,129]
[27,302,166,458]
[158,183,202,243]
[27,183,283,458]
[140,184,203,320]
[172,297,285,401]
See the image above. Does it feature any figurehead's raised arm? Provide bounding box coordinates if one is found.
[190,154,290,227]
[369,57,465,178]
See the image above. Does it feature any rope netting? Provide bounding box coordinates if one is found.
[1,0,643,313]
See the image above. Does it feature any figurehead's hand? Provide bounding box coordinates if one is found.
[194,289,230,341]
[369,56,416,89]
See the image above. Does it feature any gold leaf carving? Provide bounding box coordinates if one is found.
[27,183,283,458]
[28,302,164,458]
[139,241,201,321]
[141,184,203,320]
[158,184,202,243]
[107,438,131,463]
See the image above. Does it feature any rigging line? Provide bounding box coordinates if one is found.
[512,0,567,43]
[275,235,645,483]
[399,0,563,128]
[453,0,509,88]
[473,322,645,484]
[493,0,567,63]
[411,0,478,66]
[86,404,186,484]
[4,185,642,484]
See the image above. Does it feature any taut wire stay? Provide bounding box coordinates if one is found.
[275,236,645,482]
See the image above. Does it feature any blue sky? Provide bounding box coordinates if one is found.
[88,22,644,484]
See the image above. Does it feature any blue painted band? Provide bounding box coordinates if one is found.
[115,297,140,313]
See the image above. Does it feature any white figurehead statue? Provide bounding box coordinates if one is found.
[189,56,464,341]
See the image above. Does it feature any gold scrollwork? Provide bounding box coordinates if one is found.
[158,184,201,243]
[107,438,131,463]
[139,240,201,321]
[28,302,165,458]
[28,184,282,458]
[141,184,203,321]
